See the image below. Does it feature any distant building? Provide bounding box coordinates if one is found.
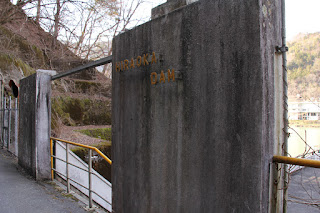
[289,102,320,120]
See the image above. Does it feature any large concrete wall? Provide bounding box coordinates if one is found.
[112,0,282,212]
[19,70,54,180]
[19,74,36,176]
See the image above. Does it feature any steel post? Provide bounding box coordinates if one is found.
[66,143,70,193]
[0,80,2,147]
[281,0,289,212]
[14,99,18,156]
[3,97,7,148]
[7,97,11,150]
[50,139,54,180]
[7,96,11,151]
[88,149,93,208]
[269,162,278,213]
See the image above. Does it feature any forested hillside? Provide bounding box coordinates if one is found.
[0,0,112,138]
[287,33,320,101]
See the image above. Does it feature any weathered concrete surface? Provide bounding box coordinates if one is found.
[19,70,54,180]
[152,0,186,19]
[151,0,199,19]
[18,74,36,177]
[0,149,87,213]
[113,0,282,212]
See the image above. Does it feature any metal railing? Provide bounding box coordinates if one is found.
[273,155,320,169]
[51,55,112,80]
[271,154,320,212]
[50,137,112,210]
[0,95,19,155]
[0,75,19,156]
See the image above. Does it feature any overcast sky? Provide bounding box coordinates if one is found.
[286,0,320,41]
[138,0,320,41]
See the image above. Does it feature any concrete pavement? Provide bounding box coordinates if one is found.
[288,166,320,212]
[3,146,320,213]
[0,149,88,213]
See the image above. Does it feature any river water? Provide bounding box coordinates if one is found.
[288,126,320,157]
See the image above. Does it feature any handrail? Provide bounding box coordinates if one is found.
[50,137,112,210]
[51,55,112,80]
[53,169,112,205]
[50,137,112,165]
[273,155,320,169]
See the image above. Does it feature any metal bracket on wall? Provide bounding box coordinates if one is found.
[276,45,289,53]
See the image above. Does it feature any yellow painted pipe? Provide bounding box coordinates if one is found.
[273,155,320,169]
[50,137,112,165]
[94,148,112,165]
[50,139,54,180]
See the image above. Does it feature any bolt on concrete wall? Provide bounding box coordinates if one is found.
[112,0,282,212]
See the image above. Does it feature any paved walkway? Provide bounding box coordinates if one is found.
[0,149,88,213]
[2,147,320,212]
[288,166,320,212]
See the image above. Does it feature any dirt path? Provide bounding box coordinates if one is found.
[56,125,111,146]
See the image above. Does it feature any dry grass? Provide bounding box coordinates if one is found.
[56,125,111,146]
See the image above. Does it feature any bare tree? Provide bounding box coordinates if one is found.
[52,0,61,47]
[67,0,145,60]
[35,0,41,24]
[12,0,146,61]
